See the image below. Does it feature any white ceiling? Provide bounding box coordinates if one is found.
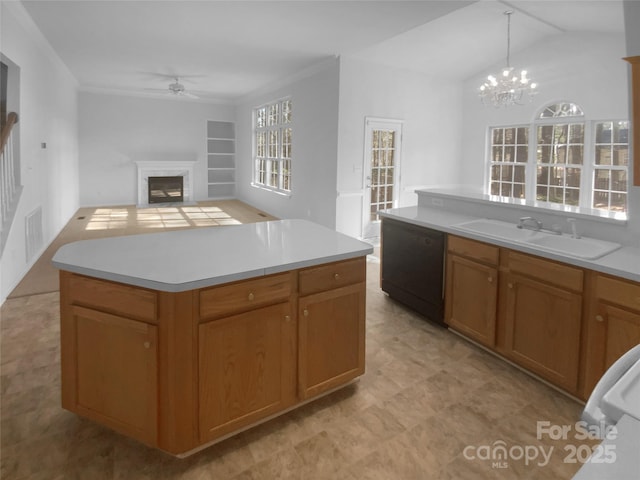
[19,0,626,103]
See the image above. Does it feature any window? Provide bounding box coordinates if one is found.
[253,98,292,193]
[489,126,528,199]
[593,121,629,212]
[487,102,628,215]
[535,123,584,206]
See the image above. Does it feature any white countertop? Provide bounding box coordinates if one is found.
[380,206,640,283]
[52,219,373,292]
[415,186,628,223]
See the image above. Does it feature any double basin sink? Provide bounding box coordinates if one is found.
[454,218,621,260]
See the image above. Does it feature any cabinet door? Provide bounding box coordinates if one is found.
[298,283,366,400]
[584,302,640,395]
[445,254,498,347]
[72,306,158,446]
[198,302,296,442]
[504,274,582,392]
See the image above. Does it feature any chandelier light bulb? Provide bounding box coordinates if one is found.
[478,11,538,108]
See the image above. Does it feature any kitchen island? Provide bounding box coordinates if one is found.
[52,219,372,456]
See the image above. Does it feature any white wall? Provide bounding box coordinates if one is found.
[78,92,235,206]
[235,58,341,229]
[0,2,80,304]
[335,56,463,238]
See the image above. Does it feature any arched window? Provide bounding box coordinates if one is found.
[537,102,584,119]
[534,102,585,206]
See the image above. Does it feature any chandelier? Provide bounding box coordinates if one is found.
[479,11,538,108]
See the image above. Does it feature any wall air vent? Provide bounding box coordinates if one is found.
[25,206,43,263]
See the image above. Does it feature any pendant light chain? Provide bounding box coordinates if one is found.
[478,9,538,107]
[505,10,512,69]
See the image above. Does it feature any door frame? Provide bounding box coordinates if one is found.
[362,117,403,240]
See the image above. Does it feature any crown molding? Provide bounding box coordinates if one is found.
[2,0,78,88]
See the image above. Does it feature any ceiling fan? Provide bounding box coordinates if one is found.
[166,77,198,99]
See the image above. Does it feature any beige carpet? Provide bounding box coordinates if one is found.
[8,200,277,299]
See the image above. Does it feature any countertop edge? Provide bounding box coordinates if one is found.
[52,220,374,292]
[379,207,640,283]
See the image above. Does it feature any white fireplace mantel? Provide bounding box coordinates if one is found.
[135,160,196,207]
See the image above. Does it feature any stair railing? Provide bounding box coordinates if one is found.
[1,112,21,253]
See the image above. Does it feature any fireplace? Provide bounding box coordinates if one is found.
[135,160,196,207]
[148,176,184,204]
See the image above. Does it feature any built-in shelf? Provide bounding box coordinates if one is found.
[207,121,235,199]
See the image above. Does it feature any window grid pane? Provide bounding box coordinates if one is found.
[489,126,528,200]
[254,99,292,192]
[535,122,584,206]
[370,129,396,221]
[593,121,629,212]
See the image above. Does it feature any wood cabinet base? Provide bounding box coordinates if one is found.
[59,257,367,456]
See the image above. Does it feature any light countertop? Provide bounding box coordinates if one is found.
[380,206,640,283]
[52,219,373,292]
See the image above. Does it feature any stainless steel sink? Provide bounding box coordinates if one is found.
[454,218,621,260]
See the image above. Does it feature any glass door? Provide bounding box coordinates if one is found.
[362,118,403,240]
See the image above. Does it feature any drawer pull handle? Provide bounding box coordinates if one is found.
[143,341,151,349]
[285,315,291,322]
[334,273,340,280]
[595,315,605,323]
[487,276,493,283]
[303,309,309,317]
[508,283,513,289]
[248,292,255,301]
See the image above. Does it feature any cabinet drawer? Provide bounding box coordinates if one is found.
[68,274,157,322]
[199,273,292,320]
[596,275,640,311]
[447,235,499,265]
[507,251,583,292]
[298,257,365,296]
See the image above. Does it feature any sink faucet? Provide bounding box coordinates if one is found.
[518,216,543,231]
[567,218,581,239]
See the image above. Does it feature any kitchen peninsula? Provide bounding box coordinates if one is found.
[52,219,372,456]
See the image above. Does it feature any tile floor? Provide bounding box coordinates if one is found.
[1,258,593,479]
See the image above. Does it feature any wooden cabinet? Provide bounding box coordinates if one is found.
[502,252,583,393]
[444,238,588,396]
[583,273,640,397]
[64,305,158,446]
[199,302,296,442]
[298,258,366,399]
[445,236,498,348]
[624,56,640,186]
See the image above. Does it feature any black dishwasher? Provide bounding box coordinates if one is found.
[381,218,445,325]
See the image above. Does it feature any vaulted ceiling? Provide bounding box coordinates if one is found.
[19,0,626,103]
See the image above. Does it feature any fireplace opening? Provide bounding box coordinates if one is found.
[148,176,184,204]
